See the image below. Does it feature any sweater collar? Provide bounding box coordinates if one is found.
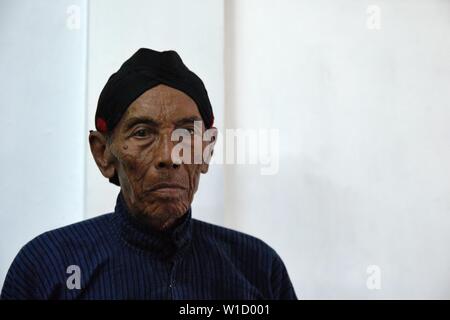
[111,191,193,260]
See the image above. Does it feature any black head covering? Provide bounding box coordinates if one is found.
[94,48,215,186]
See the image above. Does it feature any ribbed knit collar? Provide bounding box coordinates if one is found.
[111,191,193,260]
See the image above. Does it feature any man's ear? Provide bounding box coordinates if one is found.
[200,127,218,174]
[89,131,117,180]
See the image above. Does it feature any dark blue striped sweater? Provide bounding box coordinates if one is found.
[1,191,297,300]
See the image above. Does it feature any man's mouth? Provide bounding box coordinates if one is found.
[146,182,186,197]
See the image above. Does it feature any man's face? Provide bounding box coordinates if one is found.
[89,84,216,231]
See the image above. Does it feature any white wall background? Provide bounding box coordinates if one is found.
[0,0,87,290]
[1,0,450,299]
[224,0,450,299]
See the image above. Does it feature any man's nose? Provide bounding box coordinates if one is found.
[155,133,180,170]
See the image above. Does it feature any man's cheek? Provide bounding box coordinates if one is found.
[187,166,201,196]
[120,152,148,182]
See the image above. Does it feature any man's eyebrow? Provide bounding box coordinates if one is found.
[124,116,160,130]
[174,116,203,126]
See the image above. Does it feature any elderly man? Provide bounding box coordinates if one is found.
[1,48,297,300]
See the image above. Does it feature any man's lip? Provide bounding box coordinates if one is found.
[147,183,186,192]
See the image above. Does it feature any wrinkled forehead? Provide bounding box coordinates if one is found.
[120,84,203,126]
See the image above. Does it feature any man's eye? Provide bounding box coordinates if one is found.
[134,129,149,137]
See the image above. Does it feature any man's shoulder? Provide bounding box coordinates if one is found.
[1,213,114,299]
[192,218,278,258]
[191,219,297,300]
[21,212,114,257]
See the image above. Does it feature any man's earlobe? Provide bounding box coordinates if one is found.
[88,131,116,179]
[200,156,210,174]
[201,127,218,174]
